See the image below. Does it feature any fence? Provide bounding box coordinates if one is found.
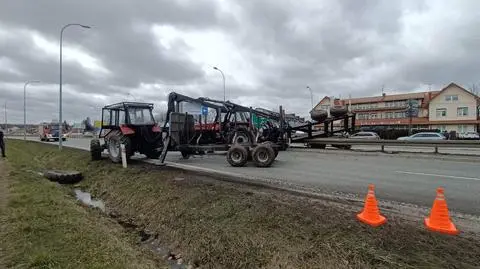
[306,138,480,153]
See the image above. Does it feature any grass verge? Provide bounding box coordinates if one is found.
[0,140,164,269]
[3,139,480,269]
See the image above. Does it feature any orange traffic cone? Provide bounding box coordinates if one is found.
[356,184,387,227]
[424,187,459,235]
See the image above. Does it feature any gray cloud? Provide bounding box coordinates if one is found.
[1,0,480,123]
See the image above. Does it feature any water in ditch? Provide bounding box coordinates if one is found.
[74,189,106,212]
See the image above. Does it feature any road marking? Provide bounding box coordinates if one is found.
[395,171,480,181]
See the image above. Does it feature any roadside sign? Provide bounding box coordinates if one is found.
[182,102,202,115]
[201,106,208,116]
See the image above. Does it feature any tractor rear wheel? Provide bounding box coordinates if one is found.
[90,139,102,161]
[227,145,248,167]
[107,134,132,163]
[180,150,190,159]
[252,144,275,167]
[230,128,253,145]
[144,140,163,159]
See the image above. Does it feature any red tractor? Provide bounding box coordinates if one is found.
[90,102,163,163]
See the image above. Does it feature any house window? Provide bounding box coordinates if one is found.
[385,112,393,119]
[457,107,468,116]
[370,113,377,119]
[458,125,468,133]
[395,112,405,118]
[436,108,447,117]
[445,95,459,102]
[437,125,447,132]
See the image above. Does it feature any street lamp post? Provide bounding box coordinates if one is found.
[24,80,40,140]
[213,66,226,101]
[306,86,313,109]
[59,23,90,150]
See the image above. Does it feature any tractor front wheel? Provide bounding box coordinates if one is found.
[107,134,132,163]
[90,139,102,161]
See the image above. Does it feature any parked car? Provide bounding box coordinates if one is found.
[350,131,380,140]
[458,132,480,140]
[397,132,446,141]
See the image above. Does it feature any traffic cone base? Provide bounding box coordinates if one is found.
[424,217,459,235]
[357,213,386,227]
[424,187,459,235]
[356,184,387,227]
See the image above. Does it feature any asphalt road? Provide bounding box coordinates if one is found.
[12,137,480,215]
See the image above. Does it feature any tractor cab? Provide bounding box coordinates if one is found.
[90,102,163,163]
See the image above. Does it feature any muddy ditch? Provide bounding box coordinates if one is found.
[73,188,199,269]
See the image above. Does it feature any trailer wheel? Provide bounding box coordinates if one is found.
[90,139,102,161]
[262,141,279,158]
[227,145,248,167]
[252,144,275,167]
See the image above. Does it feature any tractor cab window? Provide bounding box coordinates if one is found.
[119,110,126,125]
[103,109,112,126]
[128,108,155,125]
[226,112,249,123]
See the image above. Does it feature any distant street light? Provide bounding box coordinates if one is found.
[213,66,226,101]
[306,86,313,109]
[24,80,41,140]
[59,23,90,150]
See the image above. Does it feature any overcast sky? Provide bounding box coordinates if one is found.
[1,0,480,124]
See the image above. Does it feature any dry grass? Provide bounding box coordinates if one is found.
[1,140,165,269]
[5,140,480,269]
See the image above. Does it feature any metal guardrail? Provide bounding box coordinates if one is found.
[306,138,480,153]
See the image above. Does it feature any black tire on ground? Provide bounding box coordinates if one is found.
[44,170,83,184]
[144,140,163,159]
[180,150,190,159]
[262,141,279,158]
[40,137,45,141]
[107,134,132,163]
[252,144,275,167]
[62,138,66,141]
[90,139,102,161]
[197,150,206,155]
[227,145,249,167]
